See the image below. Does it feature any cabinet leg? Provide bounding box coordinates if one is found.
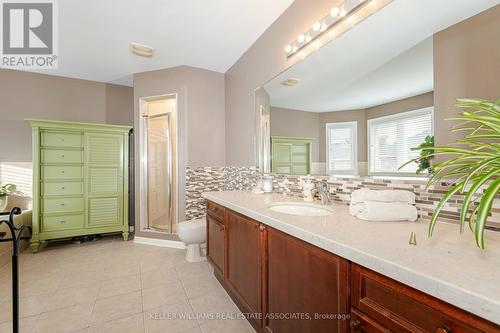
[122,232,129,241]
[29,241,40,253]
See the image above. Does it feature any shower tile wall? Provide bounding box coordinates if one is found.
[185,168,500,230]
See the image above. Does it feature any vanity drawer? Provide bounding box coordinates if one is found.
[42,149,82,164]
[206,200,225,221]
[41,131,82,148]
[42,197,84,213]
[351,264,499,333]
[42,165,83,180]
[42,182,83,196]
[41,214,84,232]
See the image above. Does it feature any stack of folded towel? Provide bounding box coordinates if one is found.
[349,188,418,222]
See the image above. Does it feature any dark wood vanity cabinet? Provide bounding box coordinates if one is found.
[205,200,500,333]
[264,227,349,333]
[206,201,226,277]
[350,264,500,333]
[225,210,264,330]
[206,214,225,276]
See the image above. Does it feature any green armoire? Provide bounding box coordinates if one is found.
[28,119,132,253]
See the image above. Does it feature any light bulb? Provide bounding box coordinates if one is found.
[312,22,321,32]
[292,45,298,53]
[320,23,328,32]
[330,6,340,17]
[285,45,292,53]
[305,34,312,43]
[297,34,306,43]
[340,7,347,17]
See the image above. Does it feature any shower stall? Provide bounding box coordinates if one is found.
[140,95,177,234]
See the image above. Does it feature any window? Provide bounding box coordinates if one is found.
[368,107,434,175]
[326,122,357,175]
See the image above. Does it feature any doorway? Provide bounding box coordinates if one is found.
[140,95,178,234]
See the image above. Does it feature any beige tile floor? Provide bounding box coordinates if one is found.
[0,236,256,333]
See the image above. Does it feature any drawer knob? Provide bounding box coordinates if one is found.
[60,203,66,206]
[436,326,453,333]
[61,154,65,158]
[60,220,66,224]
[61,170,65,174]
[350,319,362,330]
[61,186,65,190]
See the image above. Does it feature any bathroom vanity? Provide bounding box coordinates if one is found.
[203,191,500,333]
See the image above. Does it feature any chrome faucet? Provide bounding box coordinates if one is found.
[313,183,330,205]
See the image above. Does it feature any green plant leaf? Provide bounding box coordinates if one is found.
[459,169,497,233]
[474,178,500,249]
[428,183,465,237]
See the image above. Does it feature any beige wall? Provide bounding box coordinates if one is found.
[225,0,336,166]
[133,66,225,237]
[366,92,434,120]
[270,107,320,162]
[434,5,500,146]
[0,69,133,162]
[318,109,367,163]
[105,84,134,126]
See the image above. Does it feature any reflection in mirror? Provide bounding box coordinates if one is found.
[258,36,435,177]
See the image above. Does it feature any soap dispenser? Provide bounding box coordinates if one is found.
[299,175,315,202]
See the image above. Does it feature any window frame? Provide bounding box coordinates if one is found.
[367,107,434,177]
[325,121,358,176]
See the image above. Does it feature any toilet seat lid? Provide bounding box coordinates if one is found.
[178,218,205,231]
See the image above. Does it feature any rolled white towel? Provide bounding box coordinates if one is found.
[351,189,415,205]
[350,201,418,222]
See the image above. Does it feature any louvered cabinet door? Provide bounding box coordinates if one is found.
[85,133,125,228]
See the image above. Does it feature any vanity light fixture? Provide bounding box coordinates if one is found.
[284,0,392,59]
[131,42,154,58]
[330,6,340,18]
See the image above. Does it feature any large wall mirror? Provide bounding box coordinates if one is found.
[255,0,498,178]
[256,32,436,177]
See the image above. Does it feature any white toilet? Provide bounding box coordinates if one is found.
[177,218,207,262]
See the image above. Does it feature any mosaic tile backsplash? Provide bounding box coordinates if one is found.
[185,167,500,230]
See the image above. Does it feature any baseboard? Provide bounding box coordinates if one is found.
[133,236,186,249]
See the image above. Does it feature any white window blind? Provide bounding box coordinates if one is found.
[368,107,434,174]
[326,122,357,175]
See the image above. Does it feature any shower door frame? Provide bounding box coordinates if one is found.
[138,93,178,235]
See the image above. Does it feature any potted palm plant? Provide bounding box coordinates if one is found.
[0,183,18,211]
[402,98,499,249]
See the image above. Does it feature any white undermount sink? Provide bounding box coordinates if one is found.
[268,202,334,216]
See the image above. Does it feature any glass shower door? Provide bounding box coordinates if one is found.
[146,113,173,232]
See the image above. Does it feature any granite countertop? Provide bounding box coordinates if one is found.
[202,191,500,324]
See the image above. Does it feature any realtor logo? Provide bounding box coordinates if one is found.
[1,0,58,68]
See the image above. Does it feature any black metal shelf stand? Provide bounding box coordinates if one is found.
[0,207,32,333]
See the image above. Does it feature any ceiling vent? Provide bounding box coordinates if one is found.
[281,78,300,86]
[131,43,154,58]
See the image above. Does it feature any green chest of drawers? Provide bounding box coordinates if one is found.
[28,119,132,252]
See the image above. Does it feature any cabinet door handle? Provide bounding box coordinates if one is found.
[350,320,362,330]
[59,220,66,224]
[436,326,453,333]
[60,203,66,207]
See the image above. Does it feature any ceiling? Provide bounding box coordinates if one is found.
[31,0,294,86]
[264,0,498,112]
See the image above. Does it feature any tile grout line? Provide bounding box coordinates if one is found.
[175,260,203,332]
